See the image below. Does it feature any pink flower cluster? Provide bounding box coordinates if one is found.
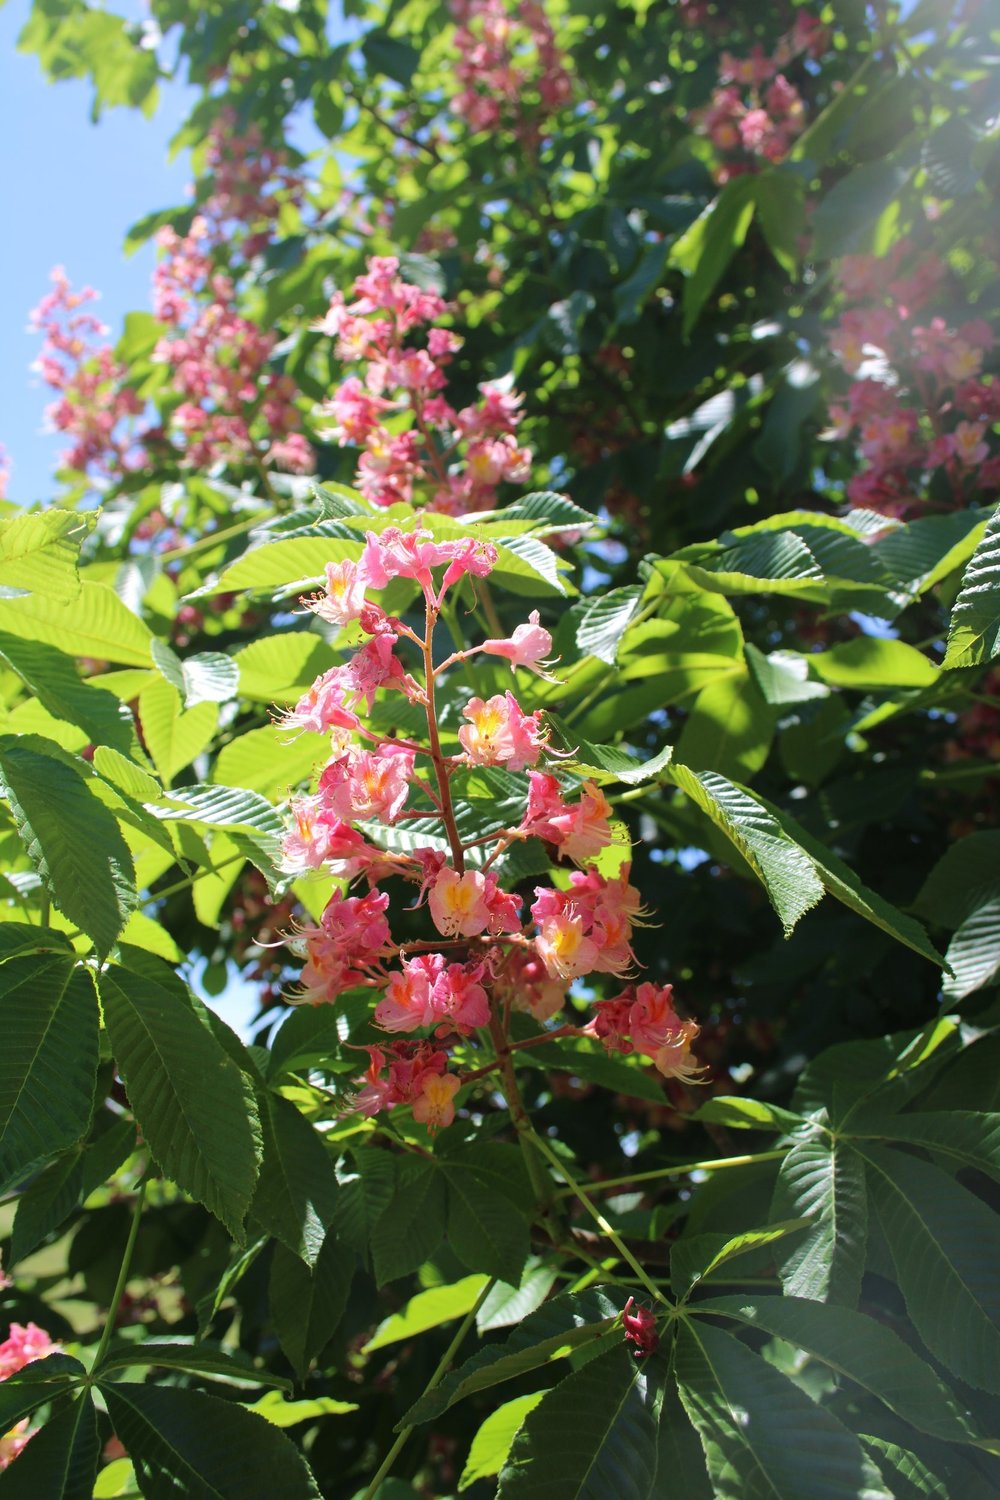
[316,257,532,514]
[591,982,703,1081]
[448,0,573,140]
[0,1322,59,1473]
[827,239,999,516]
[273,522,700,1131]
[28,115,310,484]
[694,14,826,180]
[29,269,145,477]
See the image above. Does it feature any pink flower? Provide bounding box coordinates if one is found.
[429,867,493,937]
[282,670,361,735]
[522,773,614,865]
[950,420,989,468]
[496,948,566,1022]
[535,909,598,980]
[628,982,682,1052]
[480,610,555,676]
[458,692,544,770]
[0,1324,58,1381]
[306,560,368,626]
[375,953,446,1032]
[319,743,415,824]
[412,1071,461,1132]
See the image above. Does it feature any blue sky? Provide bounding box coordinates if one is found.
[0,0,197,503]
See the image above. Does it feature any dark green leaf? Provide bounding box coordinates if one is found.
[862,1144,1000,1392]
[371,1158,448,1286]
[943,502,1000,668]
[102,1383,322,1499]
[0,739,136,958]
[99,964,261,1239]
[496,1345,659,1499]
[250,1089,339,1266]
[0,1356,86,1434]
[269,1233,354,1379]
[675,1320,891,1498]
[0,1390,99,1499]
[770,1139,868,1306]
[0,957,99,1196]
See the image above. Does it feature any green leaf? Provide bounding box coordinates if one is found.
[0,510,84,602]
[232,635,335,704]
[214,726,326,796]
[693,1097,806,1133]
[93,746,161,805]
[496,1345,659,1499]
[675,1319,892,1499]
[137,677,218,786]
[674,671,776,780]
[0,957,99,1196]
[0,581,153,666]
[401,1290,619,1428]
[361,30,419,83]
[0,1355,86,1434]
[858,1439,949,1500]
[0,1390,99,1500]
[770,1138,868,1306]
[371,1158,448,1286]
[102,1384,322,1500]
[444,1164,530,1285]
[913,832,1000,929]
[460,1392,548,1491]
[575,587,643,664]
[99,963,261,1239]
[518,1037,668,1104]
[670,177,758,337]
[861,1144,1000,1392]
[754,170,805,276]
[666,765,824,936]
[10,1114,135,1264]
[98,1340,292,1391]
[671,1222,808,1299]
[942,897,1000,1000]
[0,739,136,958]
[493,535,571,597]
[494,492,595,534]
[754,794,946,967]
[811,151,918,260]
[706,1294,992,1449]
[0,632,134,754]
[245,1391,358,1427]
[365,1275,489,1354]
[745,645,829,707]
[809,638,938,691]
[269,1233,355,1378]
[856,1110,1000,1185]
[943,502,1000,668]
[0,923,73,963]
[147,784,283,861]
[151,639,240,707]
[196,536,362,598]
[477,1262,560,1332]
[250,1088,339,1265]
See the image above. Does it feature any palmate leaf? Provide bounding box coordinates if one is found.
[942,896,1000,1000]
[0,580,154,666]
[770,1138,868,1306]
[371,1158,449,1286]
[496,1346,660,1500]
[667,765,824,936]
[0,1390,99,1500]
[0,956,99,1196]
[0,1355,86,1434]
[913,831,1000,929]
[943,501,1000,668]
[101,1384,322,1500]
[443,1162,531,1286]
[98,1341,292,1391]
[150,639,240,707]
[401,1290,620,1428]
[365,1274,489,1354]
[268,1232,354,1378]
[250,1088,340,1266]
[460,1392,548,1492]
[0,509,85,601]
[98,964,261,1239]
[574,586,643,664]
[0,631,135,754]
[10,1113,136,1264]
[675,1320,892,1500]
[0,738,137,958]
[137,678,219,787]
[860,1144,1000,1393]
[857,1110,1000,1184]
[700,1295,989,1449]
[671,1222,808,1299]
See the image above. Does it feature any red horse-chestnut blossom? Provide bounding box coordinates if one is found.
[276,522,701,1132]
